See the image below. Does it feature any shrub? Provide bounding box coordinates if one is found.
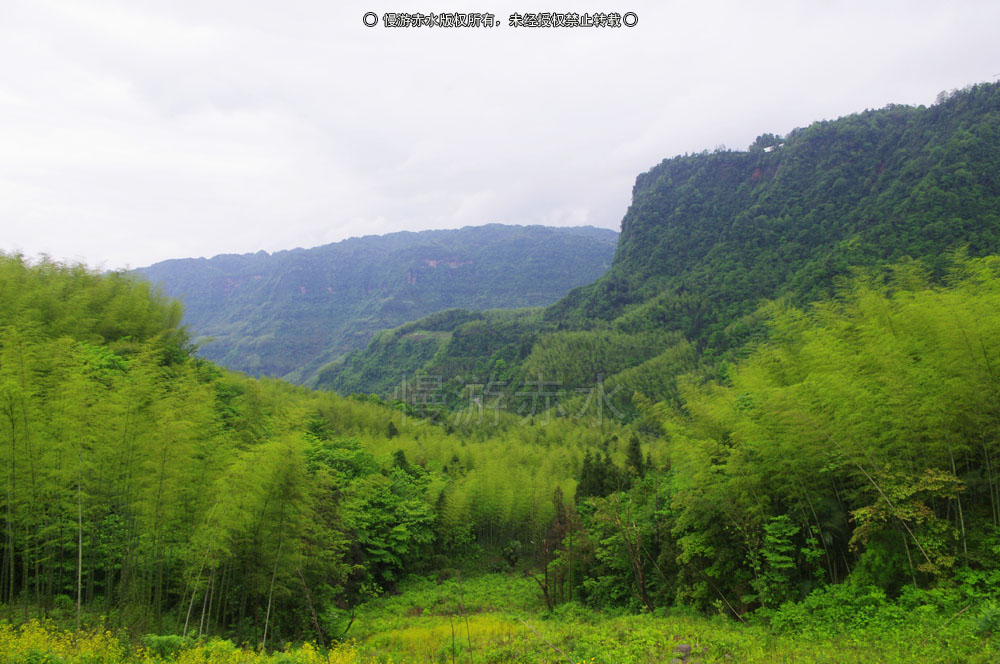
[140,634,192,659]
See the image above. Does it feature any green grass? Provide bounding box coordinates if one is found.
[342,574,997,663]
[3,574,997,663]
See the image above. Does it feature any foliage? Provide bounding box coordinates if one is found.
[0,620,371,663]
[334,82,1000,410]
[0,252,631,646]
[3,590,1000,664]
[649,254,1000,609]
[315,307,547,400]
[138,225,617,382]
[8,81,1000,663]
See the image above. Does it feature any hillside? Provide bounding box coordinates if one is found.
[324,82,1000,404]
[138,224,618,382]
[0,252,630,645]
[550,83,1000,337]
[8,84,1000,662]
[315,307,547,398]
[7,239,1000,662]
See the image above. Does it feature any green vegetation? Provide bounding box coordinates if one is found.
[565,83,1000,331]
[6,82,1000,662]
[568,254,1000,617]
[314,307,547,400]
[330,83,1000,410]
[2,574,998,662]
[138,225,617,383]
[0,251,629,648]
[8,245,1000,661]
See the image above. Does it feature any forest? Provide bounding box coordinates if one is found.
[138,225,617,383]
[4,83,1000,663]
[4,255,1000,661]
[322,82,1000,410]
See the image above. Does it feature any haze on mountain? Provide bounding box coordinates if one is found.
[8,79,1000,662]
[138,224,618,382]
[322,82,1000,410]
[3,2,997,270]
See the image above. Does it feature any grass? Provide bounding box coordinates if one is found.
[2,574,997,663]
[337,573,999,663]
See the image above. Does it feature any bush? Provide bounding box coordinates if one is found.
[766,583,906,636]
[975,601,1000,638]
[140,633,192,659]
[10,652,65,664]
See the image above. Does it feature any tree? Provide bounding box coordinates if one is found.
[626,434,645,478]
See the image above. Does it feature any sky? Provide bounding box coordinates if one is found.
[2,1,998,270]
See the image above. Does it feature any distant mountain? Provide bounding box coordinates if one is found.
[138,224,618,382]
[319,82,1000,406]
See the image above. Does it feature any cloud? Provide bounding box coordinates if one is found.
[2,0,998,268]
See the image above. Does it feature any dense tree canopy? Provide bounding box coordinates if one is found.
[330,83,1000,412]
[0,252,628,645]
[139,225,617,383]
[6,82,1000,659]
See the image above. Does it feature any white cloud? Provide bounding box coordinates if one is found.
[2,0,998,268]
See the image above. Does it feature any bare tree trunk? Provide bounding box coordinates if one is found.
[297,568,325,648]
[950,450,968,561]
[198,568,215,639]
[611,502,654,612]
[183,558,206,638]
[260,537,283,653]
[76,472,83,631]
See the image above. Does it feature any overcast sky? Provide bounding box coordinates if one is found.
[2,0,998,269]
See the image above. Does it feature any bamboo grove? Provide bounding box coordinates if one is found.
[0,252,616,644]
[549,252,1000,616]
[5,250,1000,646]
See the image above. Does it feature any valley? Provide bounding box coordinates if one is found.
[3,82,1000,663]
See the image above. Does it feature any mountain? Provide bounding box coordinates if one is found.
[10,83,1000,651]
[314,306,547,398]
[549,82,1000,339]
[320,82,1000,405]
[138,224,618,381]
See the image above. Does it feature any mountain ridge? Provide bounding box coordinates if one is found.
[138,223,618,382]
[318,82,1000,405]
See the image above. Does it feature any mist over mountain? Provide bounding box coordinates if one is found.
[320,82,1000,405]
[138,224,618,381]
[8,83,1000,661]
